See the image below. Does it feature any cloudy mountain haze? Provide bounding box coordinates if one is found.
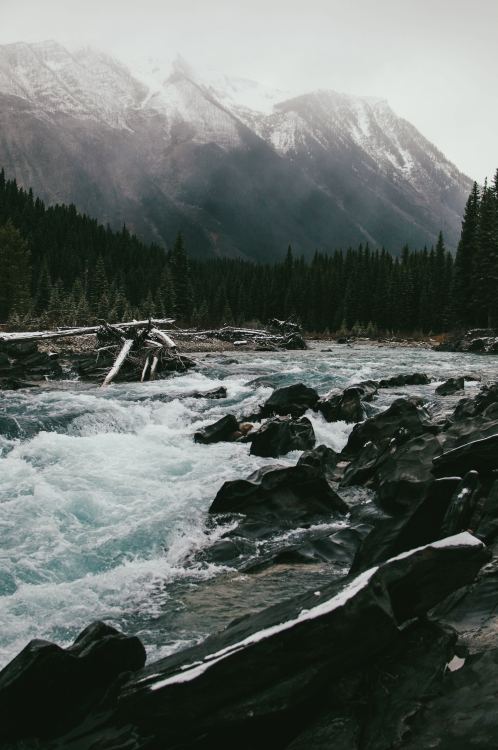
[0,40,473,257]
[1,0,497,181]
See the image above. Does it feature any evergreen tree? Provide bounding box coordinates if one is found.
[451,182,480,327]
[34,258,52,315]
[170,233,193,322]
[0,220,31,320]
[474,181,498,326]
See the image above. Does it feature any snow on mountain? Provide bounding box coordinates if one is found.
[0,41,473,258]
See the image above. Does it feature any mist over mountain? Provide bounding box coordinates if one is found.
[0,40,472,259]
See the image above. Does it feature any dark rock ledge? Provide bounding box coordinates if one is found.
[0,534,487,749]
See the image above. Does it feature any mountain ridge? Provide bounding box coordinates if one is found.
[0,40,473,259]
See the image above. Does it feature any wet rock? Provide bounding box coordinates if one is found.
[452,382,498,421]
[378,372,430,388]
[342,428,448,517]
[374,433,449,513]
[189,386,227,399]
[0,621,146,742]
[433,434,498,477]
[194,414,239,444]
[209,458,349,532]
[245,525,372,572]
[316,380,378,424]
[317,389,360,424]
[401,647,498,749]
[45,534,486,750]
[288,619,456,750]
[297,444,339,479]
[343,397,437,458]
[250,416,315,458]
[437,328,498,355]
[351,477,460,573]
[441,471,481,536]
[260,383,319,419]
[436,376,465,396]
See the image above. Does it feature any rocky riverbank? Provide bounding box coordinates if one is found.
[2,371,498,748]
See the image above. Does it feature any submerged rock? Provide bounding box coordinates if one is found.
[249,416,315,458]
[378,372,430,388]
[194,414,239,444]
[436,376,465,396]
[189,386,227,399]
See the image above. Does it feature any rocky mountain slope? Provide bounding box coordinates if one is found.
[0,41,473,259]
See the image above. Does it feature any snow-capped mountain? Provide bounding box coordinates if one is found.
[0,41,472,259]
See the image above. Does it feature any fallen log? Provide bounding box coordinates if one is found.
[150,328,176,349]
[0,319,175,344]
[140,355,151,383]
[102,339,134,387]
[150,354,160,380]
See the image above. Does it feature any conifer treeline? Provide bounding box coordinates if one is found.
[0,168,497,333]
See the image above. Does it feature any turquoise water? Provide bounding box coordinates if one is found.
[0,343,496,667]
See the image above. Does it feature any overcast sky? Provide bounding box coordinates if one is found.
[1,0,497,181]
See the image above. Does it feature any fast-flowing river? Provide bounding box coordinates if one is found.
[0,343,496,668]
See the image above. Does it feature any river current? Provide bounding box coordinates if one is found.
[1,343,496,668]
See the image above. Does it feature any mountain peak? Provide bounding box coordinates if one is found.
[0,39,473,258]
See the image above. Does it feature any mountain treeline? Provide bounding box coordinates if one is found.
[0,168,497,333]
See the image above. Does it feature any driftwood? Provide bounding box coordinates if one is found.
[164,323,306,350]
[102,339,134,387]
[95,320,195,386]
[0,319,175,344]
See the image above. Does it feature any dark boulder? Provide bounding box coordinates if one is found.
[351,477,461,573]
[317,389,362,424]
[209,459,349,531]
[343,397,437,458]
[452,382,498,421]
[297,443,339,479]
[433,434,498,477]
[0,621,146,742]
[194,414,239,444]
[436,376,465,396]
[260,383,319,419]
[373,433,448,513]
[316,380,378,424]
[378,372,430,388]
[250,416,315,458]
